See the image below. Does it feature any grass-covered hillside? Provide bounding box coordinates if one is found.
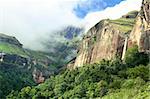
[0,34,59,98]
[110,11,138,34]
[7,45,149,99]
[0,43,28,57]
[110,18,135,33]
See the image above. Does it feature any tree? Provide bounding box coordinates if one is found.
[125,45,149,66]
[126,65,149,81]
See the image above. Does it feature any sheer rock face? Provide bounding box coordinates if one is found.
[128,0,150,52]
[67,0,149,69]
[67,20,126,69]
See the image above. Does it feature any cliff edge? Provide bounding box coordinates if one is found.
[68,0,149,69]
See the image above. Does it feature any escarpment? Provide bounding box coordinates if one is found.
[73,21,129,68]
[128,0,150,52]
[68,15,136,69]
[68,0,150,69]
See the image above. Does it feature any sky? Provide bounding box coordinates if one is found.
[74,0,124,18]
[0,0,142,51]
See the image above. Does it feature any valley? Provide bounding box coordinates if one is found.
[0,0,149,99]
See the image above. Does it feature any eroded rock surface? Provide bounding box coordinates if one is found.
[128,0,150,52]
[68,0,150,69]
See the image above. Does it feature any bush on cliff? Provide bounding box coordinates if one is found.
[125,45,149,66]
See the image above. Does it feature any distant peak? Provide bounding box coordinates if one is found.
[0,33,22,47]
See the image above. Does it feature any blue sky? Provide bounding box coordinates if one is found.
[74,0,124,18]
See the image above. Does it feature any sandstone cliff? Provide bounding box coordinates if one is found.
[128,0,150,52]
[68,15,136,69]
[68,0,150,69]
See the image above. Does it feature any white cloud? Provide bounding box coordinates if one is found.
[0,0,81,50]
[0,0,142,51]
[83,0,142,32]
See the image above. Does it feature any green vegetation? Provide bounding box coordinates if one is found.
[7,46,149,99]
[125,45,149,66]
[110,11,138,33]
[0,43,27,57]
[110,18,135,33]
[25,50,49,60]
[45,38,80,68]
[0,43,58,98]
[0,62,35,99]
[126,10,138,18]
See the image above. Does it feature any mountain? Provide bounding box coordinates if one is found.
[45,26,83,68]
[0,33,59,98]
[7,0,149,99]
[0,33,25,56]
[128,0,150,52]
[0,26,83,98]
[60,26,83,40]
[67,11,137,69]
[67,0,150,69]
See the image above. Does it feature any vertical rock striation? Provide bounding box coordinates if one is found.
[128,0,150,52]
[72,20,125,69]
[68,17,136,69]
[68,0,149,69]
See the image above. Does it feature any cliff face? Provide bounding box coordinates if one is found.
[128,0,150,52]
[68,0,149,69]
[68,16,136,69]
[73,20,125,69]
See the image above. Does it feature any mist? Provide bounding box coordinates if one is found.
[0,0,142,51]
[0,0,82,51]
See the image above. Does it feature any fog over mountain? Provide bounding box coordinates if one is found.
[0,0,142,51]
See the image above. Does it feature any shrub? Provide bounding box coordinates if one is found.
[126,65,149,81]
[125,45,149,66]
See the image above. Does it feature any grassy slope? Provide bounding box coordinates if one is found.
[0,43,28,57]
[109,11,137,33]
[25,49,49,60]
[0,42,60,71]
[25,49,57,70]
[110,18,135,33]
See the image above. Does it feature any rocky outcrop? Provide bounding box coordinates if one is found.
[0,33,22,47]
[32,68,45,84]
[68,17,135,69]
[128,0,150,52]
[68,0,149,69]
[73,20,124,68]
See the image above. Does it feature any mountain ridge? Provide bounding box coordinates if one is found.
[67,11,137,69]
[5,0,150,98]
[67,0,149,69]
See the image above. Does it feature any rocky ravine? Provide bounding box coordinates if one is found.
[68,0,150,69]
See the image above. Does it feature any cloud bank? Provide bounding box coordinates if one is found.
[0,0,81,50]
[0,0,142,51]
[83,0,142,31]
